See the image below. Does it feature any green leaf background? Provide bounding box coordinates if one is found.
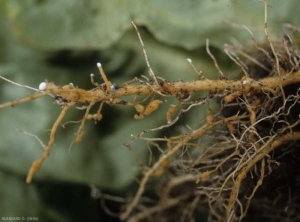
[0,0,299,221]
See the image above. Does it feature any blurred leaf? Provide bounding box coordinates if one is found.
[6,0,132,49]
[2,0,298,190]
[0,171,40,216]
[7,0,300,50]
[1,0,299,221]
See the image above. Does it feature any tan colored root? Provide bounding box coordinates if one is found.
[1,69,300,111]
[75,104,95,143]
[120,115,247,220]
[244,158,265,217]
[26,103,74,183]
[263,0,286,103]
[226,131,300,219]
[131,20,159,86]
[0,91,49,109]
